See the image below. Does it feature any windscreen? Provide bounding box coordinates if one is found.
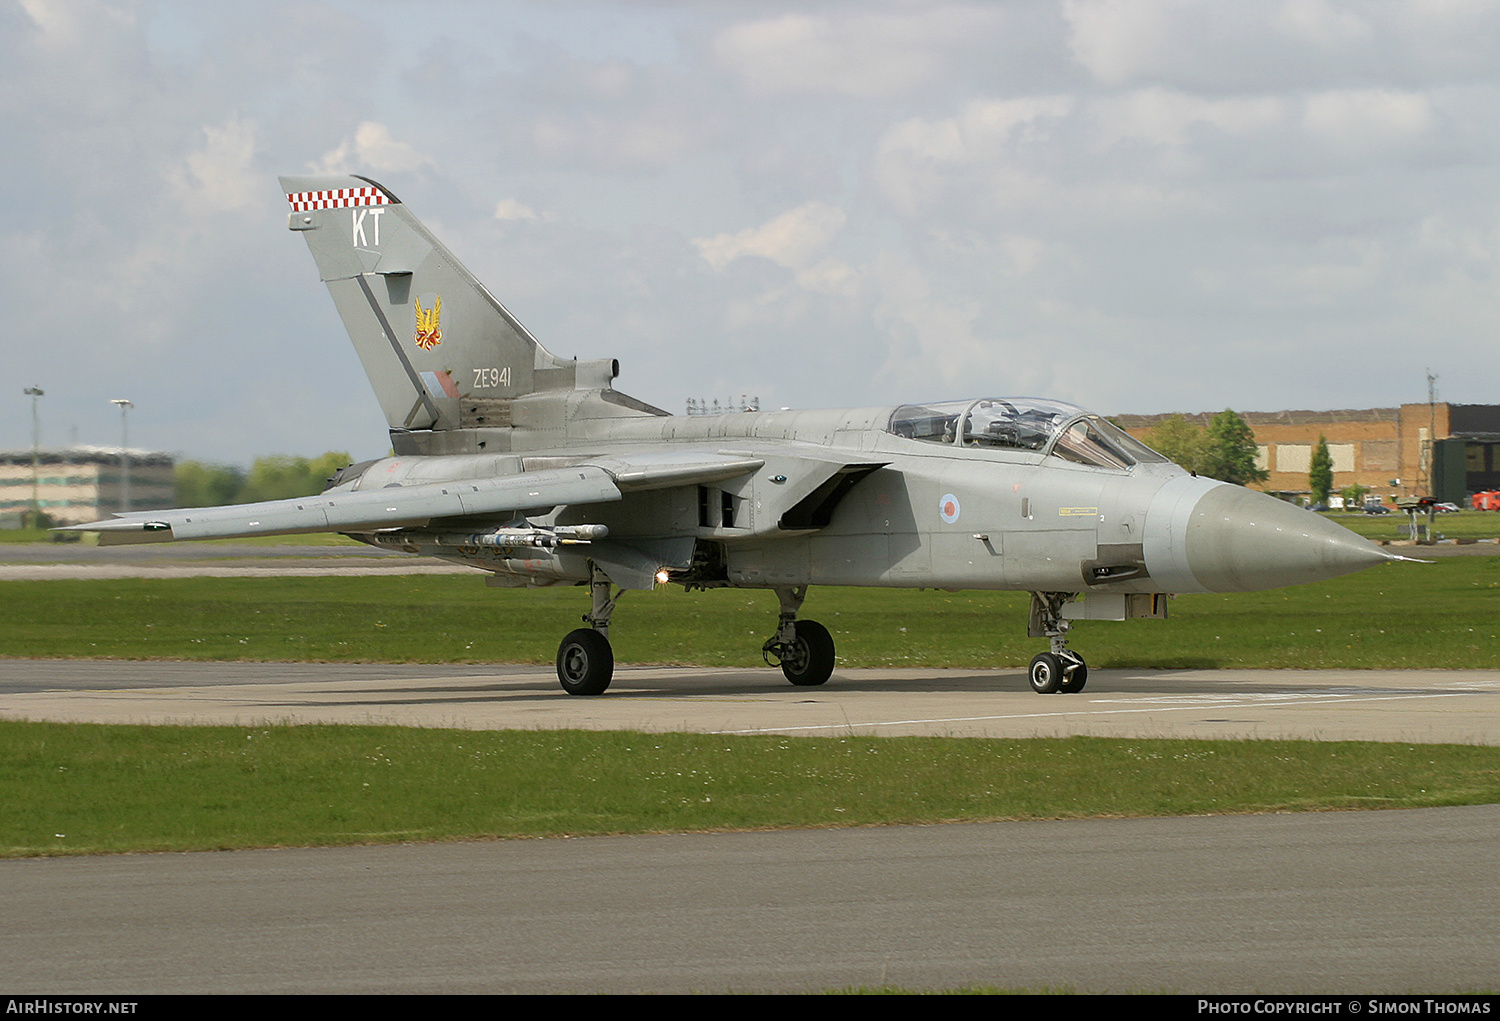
[1050,416,1169,468]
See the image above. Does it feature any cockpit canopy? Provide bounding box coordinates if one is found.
[888,398,1169,470]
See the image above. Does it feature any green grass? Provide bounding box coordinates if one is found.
[1326,509,1500,541]
[6,722,1499,857]
[0,528,87,544]
[1,554,1496,668]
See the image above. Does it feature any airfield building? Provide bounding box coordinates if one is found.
[1115,403,1500,504]
[0,447,176,527]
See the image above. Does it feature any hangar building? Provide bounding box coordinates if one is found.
[1114,403,1500,504]
[0,448,176,527]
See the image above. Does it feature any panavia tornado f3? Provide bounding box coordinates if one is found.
[66,175,1407,696]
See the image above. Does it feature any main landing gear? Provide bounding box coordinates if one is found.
[1027,591,1087,694]
[556,627,613,696]
[556,563,621,696]
[555,572,838,696]
[760,585,836,687]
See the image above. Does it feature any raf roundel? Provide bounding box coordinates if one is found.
[939,493,960,524]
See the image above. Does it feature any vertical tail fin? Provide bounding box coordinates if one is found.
[279,175,617,433]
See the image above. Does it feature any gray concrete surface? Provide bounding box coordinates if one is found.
[3,659,1498,745]
[3,806,1497,994]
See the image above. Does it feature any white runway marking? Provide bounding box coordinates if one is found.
[713,688,1478,735]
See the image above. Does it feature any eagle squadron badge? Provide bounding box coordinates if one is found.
[414,295,443,351]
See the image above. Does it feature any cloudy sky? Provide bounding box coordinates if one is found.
[4,0,1499,465]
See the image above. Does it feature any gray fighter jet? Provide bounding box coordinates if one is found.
[66,175,1403,696]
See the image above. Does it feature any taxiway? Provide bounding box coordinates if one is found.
[3,659,1498,745]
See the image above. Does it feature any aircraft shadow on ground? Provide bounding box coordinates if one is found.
[274,666,1446,707]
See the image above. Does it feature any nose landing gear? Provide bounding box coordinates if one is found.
[1028,592,1088,694]
[1027,649,1088,694]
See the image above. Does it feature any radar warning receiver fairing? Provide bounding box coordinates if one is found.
[65,176,1405,696]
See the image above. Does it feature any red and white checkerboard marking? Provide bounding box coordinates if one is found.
[286,187,391,212]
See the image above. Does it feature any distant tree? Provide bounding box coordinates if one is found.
[1341,483,1370,509]
[1199,409,1269,487]
[238,452,353,504]
[19,508,54,531]
[308,451,353,490]
[175,461,246,508]
[176,453,350,507]
[1309,435,1334,506]
[1143,414,1210,474]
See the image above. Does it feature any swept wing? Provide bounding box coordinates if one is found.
[64,451,766,546]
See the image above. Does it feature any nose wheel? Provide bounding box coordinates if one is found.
[1028,651,1088,694]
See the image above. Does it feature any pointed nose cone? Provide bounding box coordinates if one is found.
[1144,477,1396,593]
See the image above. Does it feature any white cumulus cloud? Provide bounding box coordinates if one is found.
[316,122,437,175]
[1301,88,1434,151]
[694,203,849,272]
[170,118,262,214]
[712,6,1005,98]
[493,198,542,221]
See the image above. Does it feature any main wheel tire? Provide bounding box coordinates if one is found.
[556,628,614,696]
[1059,657,1088,694]
[780,619,836,687]
[1028,652,1065,694]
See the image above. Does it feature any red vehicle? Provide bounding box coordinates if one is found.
[1473,491,1500,511]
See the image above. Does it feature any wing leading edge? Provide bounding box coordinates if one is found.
[60,453,767,546]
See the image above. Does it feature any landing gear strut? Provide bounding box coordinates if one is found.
[762,585,836,686]
[556,563,620,696]
[1027,592,1087,694]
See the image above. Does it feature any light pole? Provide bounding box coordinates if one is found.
[111,399,133,513]
[24,387,43,527]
